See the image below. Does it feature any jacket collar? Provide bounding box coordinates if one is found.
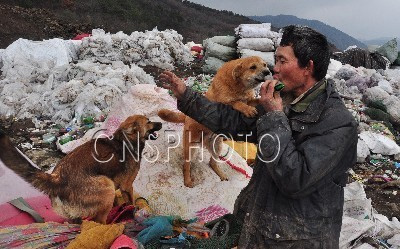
[288,78,335,123]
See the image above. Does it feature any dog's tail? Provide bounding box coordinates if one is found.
[158,109,186,123]
[0,130,60,195]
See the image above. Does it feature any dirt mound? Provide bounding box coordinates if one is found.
[0,4,94,48]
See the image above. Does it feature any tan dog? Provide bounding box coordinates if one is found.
[0,115,162,224]
[158,56,270,187]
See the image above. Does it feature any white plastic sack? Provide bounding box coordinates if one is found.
[388,234,400,248]
[368,214,400,239]
[343,182,373,220]
[202,56,225,74]
[235,23,277,39]
[326,59,343,79]
[204,41,237,62]
[237,38,275,52]
[239,49,275,66]
[60,84,252,219]
[339,216,375,249]
[1,38,79,83]
[0,155,43,204]
[359,131,400,155]
[204,36,236,48]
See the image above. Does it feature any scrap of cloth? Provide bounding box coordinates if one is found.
[0,222,80,248]
[67,220,124,249]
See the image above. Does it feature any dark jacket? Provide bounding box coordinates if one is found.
[177,79,358,249]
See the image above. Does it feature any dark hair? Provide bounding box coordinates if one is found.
[280,25,330,81]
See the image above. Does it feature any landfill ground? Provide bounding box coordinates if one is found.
[1,60,399,220]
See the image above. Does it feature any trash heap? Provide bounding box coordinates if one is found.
[79,28,193,70]
[333,38,399,70]
[340,181,400,248]
[235,23,281,67]
[0,28,193,121]
[327,59,400,162]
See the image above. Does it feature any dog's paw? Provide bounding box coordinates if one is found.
[184,179,194,188]
[219,175,229,181]
[242,106,258,117]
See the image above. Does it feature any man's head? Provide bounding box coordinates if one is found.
[272,25,330,97]
[279,25,330,81]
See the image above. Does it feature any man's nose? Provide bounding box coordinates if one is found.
[272,65,279,75]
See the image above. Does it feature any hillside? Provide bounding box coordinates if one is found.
[250,14,366,51]
[0,0,259,48]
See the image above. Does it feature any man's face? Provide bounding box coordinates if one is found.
[273,46,309,96]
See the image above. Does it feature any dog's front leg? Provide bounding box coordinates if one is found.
[247,98,260,107]
[120,165,140,204]
[231,101,258,117]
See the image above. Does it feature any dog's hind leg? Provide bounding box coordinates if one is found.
[92,177,115,224]
[208,135,228,181]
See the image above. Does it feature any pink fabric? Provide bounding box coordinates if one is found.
[72,33,91,40]
[191,46,202,53]
[110,234,138,249]
[0,196,66,226]
[106,204,135,224]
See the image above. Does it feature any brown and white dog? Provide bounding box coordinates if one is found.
[158,56,270,187]
[0,115,162,224]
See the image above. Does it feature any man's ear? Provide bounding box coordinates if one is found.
[304,60,314,76]
[232,62,243,80]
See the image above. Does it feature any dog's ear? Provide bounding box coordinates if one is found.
[114,121,139,141]
[232,62,243,80]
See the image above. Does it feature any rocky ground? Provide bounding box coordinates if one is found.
[0,59,399,220]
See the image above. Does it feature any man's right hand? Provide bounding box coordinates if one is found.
[159,71,187,100]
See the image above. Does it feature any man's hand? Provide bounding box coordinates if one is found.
[260,80,283,112]
[159,71,187,100]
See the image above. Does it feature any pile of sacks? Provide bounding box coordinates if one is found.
[202,35,237,74]
[201,23,281,74]
[235,23,281,67]
[0,28,193,125]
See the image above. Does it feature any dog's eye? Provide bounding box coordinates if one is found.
[263,63,267,67]
[250,65,257,70]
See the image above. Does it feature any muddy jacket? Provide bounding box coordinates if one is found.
[177,79,358,249]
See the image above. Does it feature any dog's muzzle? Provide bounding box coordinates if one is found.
[147,122,162,140]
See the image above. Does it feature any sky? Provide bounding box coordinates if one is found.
[188,0,399,41]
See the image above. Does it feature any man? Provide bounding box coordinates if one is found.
[160,25,358,248]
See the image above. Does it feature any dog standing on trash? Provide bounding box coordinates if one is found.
[158,56,270,187]
[0,115,162,224]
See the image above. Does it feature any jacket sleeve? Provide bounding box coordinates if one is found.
[177,88,263,143]
[256,111,358,199]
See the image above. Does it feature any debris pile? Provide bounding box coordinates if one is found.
[79,28,193,70]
